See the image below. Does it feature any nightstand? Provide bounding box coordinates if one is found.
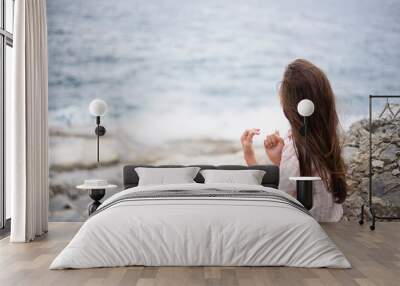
[289,177,321,210]
[77,181,117,215]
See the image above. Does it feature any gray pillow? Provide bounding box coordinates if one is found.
[200,169,266,185]
[135,167,201,186]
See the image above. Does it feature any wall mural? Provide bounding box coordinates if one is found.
[47,0,400,221]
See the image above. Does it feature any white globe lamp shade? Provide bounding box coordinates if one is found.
[297,99,314,117]
[89,99,107,116]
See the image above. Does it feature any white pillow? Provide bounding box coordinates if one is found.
[200,169,266,185]
[135,167,201,186]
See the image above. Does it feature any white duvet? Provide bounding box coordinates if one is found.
[50,183,351,269]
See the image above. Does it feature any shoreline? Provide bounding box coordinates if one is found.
[49,116,400,221]
[49,130,268,220]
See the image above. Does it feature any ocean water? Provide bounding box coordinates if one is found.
[47,0,400,144]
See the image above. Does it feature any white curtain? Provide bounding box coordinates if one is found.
[8,0,49,242]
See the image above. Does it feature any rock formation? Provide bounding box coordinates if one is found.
[343,117,400,220]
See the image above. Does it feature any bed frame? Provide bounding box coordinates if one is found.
[123,165,280,189]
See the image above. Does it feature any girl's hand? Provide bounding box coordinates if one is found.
[264,131,284,166]
[240,128,260,166]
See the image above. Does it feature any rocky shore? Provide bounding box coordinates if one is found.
[49,117,400,221]
[49,128,268,221]
[343,117,400,220]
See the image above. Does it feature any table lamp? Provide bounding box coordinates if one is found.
[290,99,320,210]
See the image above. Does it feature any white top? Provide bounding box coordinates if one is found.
[77,184,117,190]
[289,177,321,181]
[279,134,343,222]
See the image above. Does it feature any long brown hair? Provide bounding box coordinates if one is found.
[280,59,347,204]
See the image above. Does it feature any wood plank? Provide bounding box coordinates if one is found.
[0,222,398,286]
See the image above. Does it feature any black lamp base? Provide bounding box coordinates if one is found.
[88,189,105,215]
[296,180,313,210]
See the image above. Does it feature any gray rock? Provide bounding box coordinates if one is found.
[49,194,75,211]
[380,144,399,163]
[392,169,400,176]
[372,160,384,168]
[354,160,369,173]
[342,146,359,164]
[384,163,397,171]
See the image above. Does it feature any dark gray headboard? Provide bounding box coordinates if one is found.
[123,165,279,189]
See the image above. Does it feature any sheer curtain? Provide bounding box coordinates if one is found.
[8,0,49,242]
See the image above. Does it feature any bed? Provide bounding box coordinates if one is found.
[50,165,350,269]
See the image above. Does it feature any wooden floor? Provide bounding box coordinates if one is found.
[0,222,399,286]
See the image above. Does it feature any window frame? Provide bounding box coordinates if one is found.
[0,0,13,231]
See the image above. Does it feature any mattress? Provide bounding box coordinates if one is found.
[50,183,350,269]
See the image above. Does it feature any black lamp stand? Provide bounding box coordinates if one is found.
[94,116,106,163]
[296,116,314,210]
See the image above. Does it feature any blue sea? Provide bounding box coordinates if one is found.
[47,0,400,143]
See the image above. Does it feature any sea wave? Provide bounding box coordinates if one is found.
[47,0,400,144]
